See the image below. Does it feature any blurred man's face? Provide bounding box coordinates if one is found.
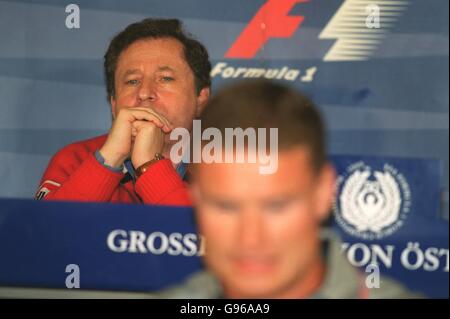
[111,37,209,153]
[190,147,335,298]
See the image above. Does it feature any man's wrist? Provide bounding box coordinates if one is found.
[95,149,124,173]
[135,153,165,178]
[132,151,162,168]
[98,147,126,168]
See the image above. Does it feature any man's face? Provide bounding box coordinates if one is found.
[191,147,335,298]
[111,37,209,152]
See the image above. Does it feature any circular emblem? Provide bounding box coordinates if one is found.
[333,161,411,240]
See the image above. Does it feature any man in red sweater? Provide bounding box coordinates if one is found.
[35,18,211,206]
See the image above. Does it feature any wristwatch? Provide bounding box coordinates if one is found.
[135,153,165,178]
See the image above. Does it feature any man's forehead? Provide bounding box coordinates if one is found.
[193,148,316,185]
[193,168,305,206]
[194,147,314,170]
[115,39,189,73]
[121,66,176,76]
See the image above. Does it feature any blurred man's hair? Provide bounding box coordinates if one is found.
[104,18,211,100]
[200,79,326,171]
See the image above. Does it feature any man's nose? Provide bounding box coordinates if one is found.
[137,80,157,102]
[237,208,265,250]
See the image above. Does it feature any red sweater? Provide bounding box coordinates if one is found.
[35,135,191,206]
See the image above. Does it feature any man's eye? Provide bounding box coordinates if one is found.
[125,79,139,85]
[265,201,289,213]
[214,202,237,212]
[161,76,174,82]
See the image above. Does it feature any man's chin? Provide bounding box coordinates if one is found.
[224,277,280,299]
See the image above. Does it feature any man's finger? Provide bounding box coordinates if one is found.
[120,108,165,128]
[131,107,172,129]
[132,119,170,133]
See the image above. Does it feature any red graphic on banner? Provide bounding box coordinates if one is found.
[225,0,309,59]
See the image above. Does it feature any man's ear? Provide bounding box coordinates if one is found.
[314,163,336,222]
[110,95,117,119]
[195,87,210,117]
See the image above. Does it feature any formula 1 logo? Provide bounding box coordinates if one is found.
[225,0,410,61]
[225,0,309,59]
